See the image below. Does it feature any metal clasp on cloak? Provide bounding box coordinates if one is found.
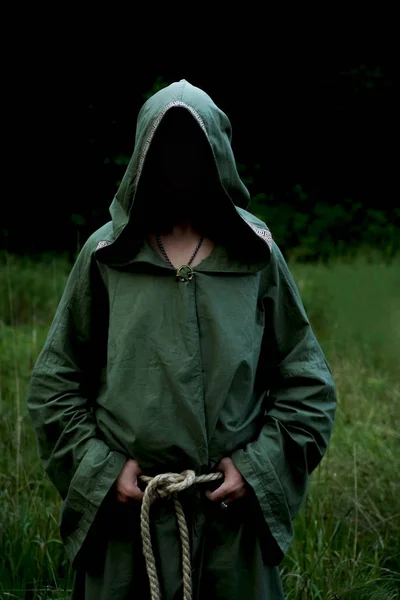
[176,264,195,283]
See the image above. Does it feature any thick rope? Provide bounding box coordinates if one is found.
[139,470,224,600]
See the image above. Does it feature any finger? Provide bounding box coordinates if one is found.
[126,484,144,501]
[130,463,142,477]
[221,488,247,506]
[117,491,129,503]
[215,457,230,472]
[219,457,232,468]
[205,481,233,502]
[119,483,144,501]
[132,486,144,500]
[220,494,233,506]
[214,460,224,472]
[132,477,144,499]
[117,490,144,502]
[231,488,247,501]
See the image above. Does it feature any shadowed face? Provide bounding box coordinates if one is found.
[137,108,219,233]
[150,108,212,193]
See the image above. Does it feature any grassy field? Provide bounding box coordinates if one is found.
[0,252,399,599]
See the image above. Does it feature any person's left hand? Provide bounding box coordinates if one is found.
[205,457,247,506]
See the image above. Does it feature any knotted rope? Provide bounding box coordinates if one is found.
[139,470,224,600]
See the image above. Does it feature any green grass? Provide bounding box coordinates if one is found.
[281,258,400,599]
[1,253,399,599]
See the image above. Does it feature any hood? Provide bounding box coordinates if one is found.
[95,79,272,266]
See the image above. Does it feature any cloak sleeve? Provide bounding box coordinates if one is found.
[231,240,337,565]
[27,237,127,567]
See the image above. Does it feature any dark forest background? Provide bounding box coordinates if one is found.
[2,65,398,261]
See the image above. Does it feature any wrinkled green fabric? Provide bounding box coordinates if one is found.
[27,80,336,599]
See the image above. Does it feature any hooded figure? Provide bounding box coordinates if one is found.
[27,80,337,600]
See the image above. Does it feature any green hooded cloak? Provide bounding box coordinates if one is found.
[27,79,336,599]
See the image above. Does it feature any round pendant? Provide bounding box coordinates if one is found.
[176,264,195,282]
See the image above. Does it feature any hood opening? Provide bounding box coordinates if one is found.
[132,106,236,247]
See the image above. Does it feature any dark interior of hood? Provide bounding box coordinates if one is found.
[130,107,238,245]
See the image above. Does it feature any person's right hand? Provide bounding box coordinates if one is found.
[115,458,144,503]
